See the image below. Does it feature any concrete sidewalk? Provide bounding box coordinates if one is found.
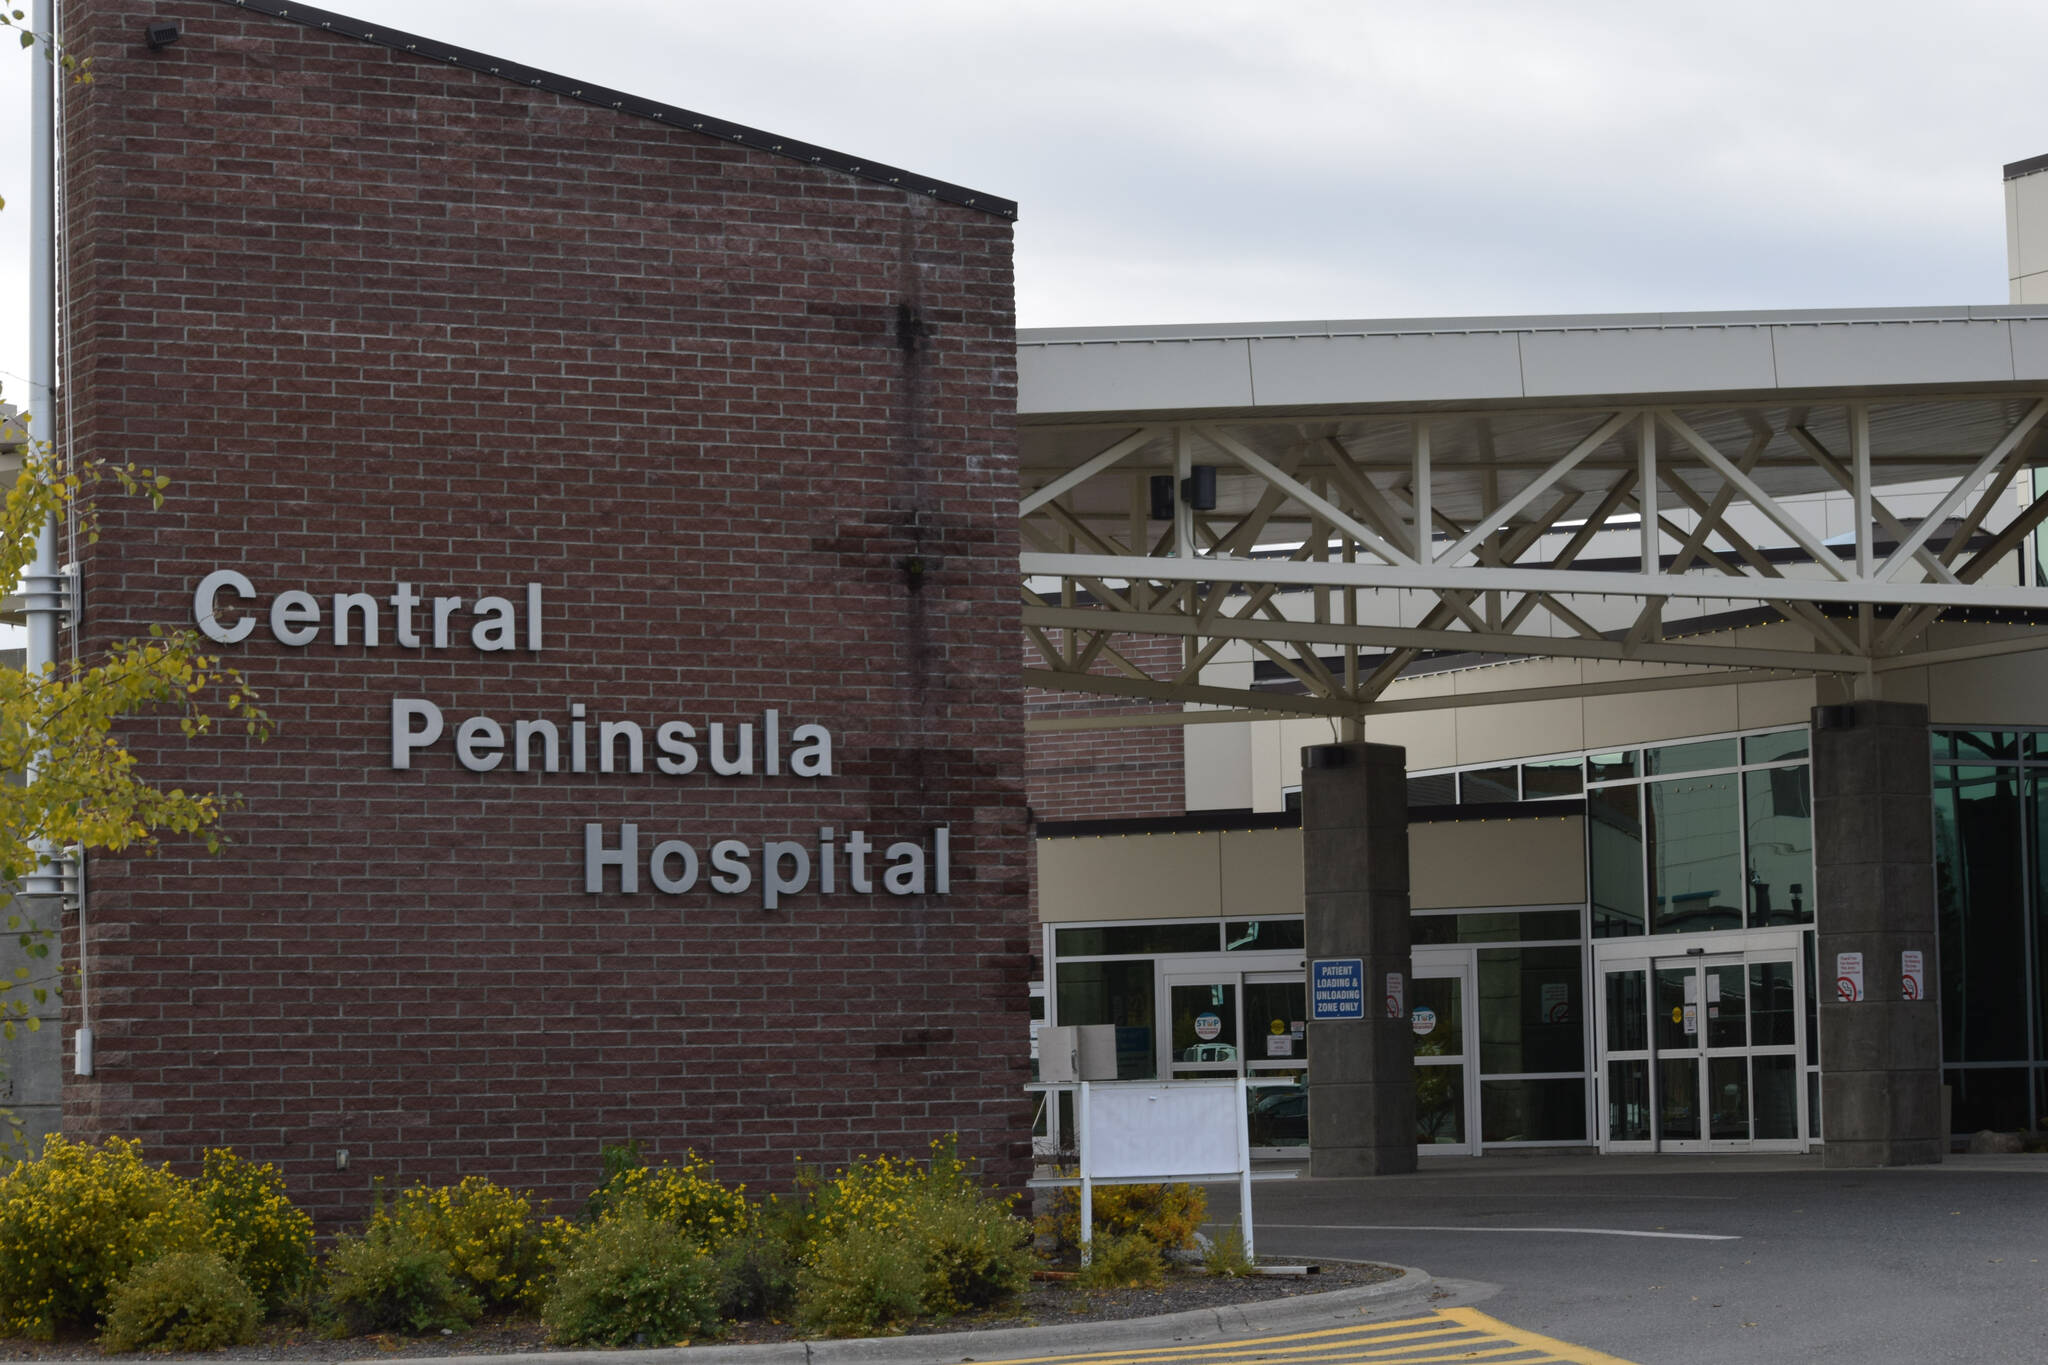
[362,1266,1432,1365]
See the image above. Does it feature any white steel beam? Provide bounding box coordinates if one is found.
[1658,410,1851,580]
[1020,550,2048,609]
[1201,428,1417,566]
[1436,412,1628,565]
[1021,604,1863,674]
[1875,398,2048,580]
[1018,428,1161,517]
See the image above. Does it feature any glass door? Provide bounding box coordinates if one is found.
[1413,956,1477,1155]
[1162,969,1309,1156]
[1597,941,1807,1152]
[1163,974,1240,1078]
[1244,971,1307,1155]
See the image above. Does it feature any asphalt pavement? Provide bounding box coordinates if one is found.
[1222,1151,2048,1365]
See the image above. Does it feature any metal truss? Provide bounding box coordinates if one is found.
[1020,394,2048,728]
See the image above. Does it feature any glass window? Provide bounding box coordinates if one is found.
[1647,774,1743,934]
[1408,773,1457,807]
[1460,766,1520,804]
[1413,909,1581,945]
[1521,757,1584,799]
[1480,1078,1587,1142]
[1053,960,1156,1080]
[1934,767,2027,1064]
[1590,783,1645,938]
[1946,1067,2031,1133]
[1224,918,1304,951]
[1745,766,1813,928]
[1476,946,1584,1074]
[1645,737,1738,775]
[2033,773,2048,1061]
[1934,730,2018,762]
[1588,750,1638,783]
[1743,729,1810,765]
[1055,923,1219,958]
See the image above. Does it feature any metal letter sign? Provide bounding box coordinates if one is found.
[1310,958,1366,1021]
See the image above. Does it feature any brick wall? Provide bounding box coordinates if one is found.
[60,0,1027,1222]
[1025,635,1186,821]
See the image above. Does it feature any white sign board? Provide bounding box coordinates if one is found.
[1901,950,1926,1001]
[1080,1081,1245,1180]
[1836,952,1865,1003]
[1385,972,1405,1019]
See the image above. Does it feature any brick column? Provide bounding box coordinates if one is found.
[1812,701,1943,1167]
[1303,742,1414,1177]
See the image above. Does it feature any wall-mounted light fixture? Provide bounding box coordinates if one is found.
[144,20,181,50]
[1148,466,1217,519]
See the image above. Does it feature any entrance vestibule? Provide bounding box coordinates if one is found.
[1595,931,1812,1152]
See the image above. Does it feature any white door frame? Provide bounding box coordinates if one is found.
[1593,929,1810,1154]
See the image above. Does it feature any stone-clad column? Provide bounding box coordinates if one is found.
[1812,701,1943,1167]
[1303,742,1414,1177]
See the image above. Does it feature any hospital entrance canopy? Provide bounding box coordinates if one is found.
[1018,306,2048,730]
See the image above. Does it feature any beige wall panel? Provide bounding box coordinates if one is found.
[1364,703,1456,771]
[1451,696,1587,767]
[1219,828,1306,919]
[1186,720,1253,812]
[1037,832,1223,923]
[1926,654,2048,725]
[1735,677,1817,730]
[1583,682,1739,750]
[1413,815,1585,909]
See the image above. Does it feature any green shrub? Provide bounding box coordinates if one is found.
[1035,1183,1207,1261]
[0,1134,208,1338]
[99,1250,258,1354]
[372,1175,543,1309]
[1201,1221,1256,1277]
[197,1149,314,1312]
[713,1199,804,1320]
[796,1222,924,1337]
[542,1209,721,1347]
[1076,1231,1164,1289]
[587,1152,749,1254]
[914,1195,1036,1316]
[323,1226,482,1336]
[793,1144,1036,1334]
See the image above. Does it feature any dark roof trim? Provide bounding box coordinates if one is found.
[213,0,1017,220]
[2005,153,2048,181]
[1035,798,1584,839]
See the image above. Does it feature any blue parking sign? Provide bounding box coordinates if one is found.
[1310,957,1366,1020]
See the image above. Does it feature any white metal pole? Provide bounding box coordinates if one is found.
[25,0,63,903]
[1238,1075,1254,1261]
[1076,1080,1093,1266]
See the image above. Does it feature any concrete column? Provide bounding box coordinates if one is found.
[1812,701,1943,1167]
[1303,741,1414,1177]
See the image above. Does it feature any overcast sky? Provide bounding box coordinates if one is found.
[0,0,2043,400]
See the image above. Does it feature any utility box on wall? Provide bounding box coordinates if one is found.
[1037,1025,1118,1083]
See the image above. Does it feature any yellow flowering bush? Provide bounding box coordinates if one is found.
[590,1152,749,1253]
[0,1134,207,1338]
[1034,1182,1207,1261]
[197,1148,313,1311]
[793,1137,1035,1335]
[371,1175,543,1309]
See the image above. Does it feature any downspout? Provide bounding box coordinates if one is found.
[25,0,87,1074]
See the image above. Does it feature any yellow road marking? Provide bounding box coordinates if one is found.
[1439,1308,1643,1365]
[969,1306,1642,1365]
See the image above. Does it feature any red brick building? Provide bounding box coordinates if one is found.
[59,0,1027,1221]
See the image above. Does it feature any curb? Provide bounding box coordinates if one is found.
[369,1267,1433,1365]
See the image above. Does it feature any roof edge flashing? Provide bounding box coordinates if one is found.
[211,0,1016,219]
[2006,152,2048,182]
